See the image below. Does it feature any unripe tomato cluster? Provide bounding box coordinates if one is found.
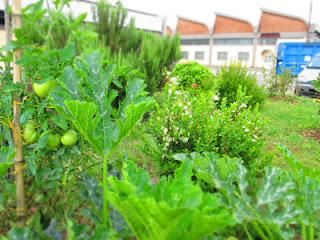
[23,122,78,149]
[23,80,78,149]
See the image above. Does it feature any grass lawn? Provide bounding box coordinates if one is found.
[262,96,320,169]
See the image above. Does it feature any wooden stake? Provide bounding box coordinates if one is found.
[12,0,26,225]
[4,0,11,44]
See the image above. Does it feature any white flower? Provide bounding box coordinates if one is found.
[253,134,258,139]
[244,128,250,133]
[252,139,257,142]
[168,89,173,95]
[182,137,189,143]
[163,127,168,134]
[213,95,220,101]
[170,77,178,85]
[240,103,247,109]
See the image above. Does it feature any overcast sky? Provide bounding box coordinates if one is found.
[109,0,319,29]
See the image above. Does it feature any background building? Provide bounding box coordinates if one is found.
[177,9,320,69]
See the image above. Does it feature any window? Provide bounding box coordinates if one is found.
[238,52,249,61]
[217,52,228,61]
[182,51,189,59]
[181,38,210,45]
[259,38,277,45]
[307,55,320,69]
[214,38,253,45]
[195,51,205,60]
[0,10,4,28]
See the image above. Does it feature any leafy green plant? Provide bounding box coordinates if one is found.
[108,160,235,240]
[94,0,141,53]
[95,0,181,94]
[136,33,182,93]
[16,0,97,50]
[217,63,265,107]
[171,61,216,89]
[149,84,263,174]
[176,148,320,240]
[264,58,296,96]
[51,50,155,227]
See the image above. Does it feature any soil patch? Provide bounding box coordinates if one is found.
[302,128,320,142]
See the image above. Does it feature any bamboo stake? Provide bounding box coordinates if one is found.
[12,0,26,225]
[4,0,11,44]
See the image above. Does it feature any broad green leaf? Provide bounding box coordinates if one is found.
[64,100,102,154]
[109,161,235,240]
[53,50,155,157]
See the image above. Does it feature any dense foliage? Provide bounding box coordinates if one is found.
[217,64,266,107]
[174,147,320,240]
[264,58,296,96]
[95,0,181,93]
[149,82,263,174]
[0,0,319,239]
[171,61,216,89]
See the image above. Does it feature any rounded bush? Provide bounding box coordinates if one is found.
[171,61,215,89]
[217,64,266,107]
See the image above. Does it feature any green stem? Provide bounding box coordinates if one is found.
[302,223,307,240]
[102,154,111,227]
[308,224,314,240]
[252,221,269,240]
[243,223,254,240]
[260,222,275,240]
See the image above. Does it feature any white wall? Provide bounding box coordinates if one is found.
[0,30,7,48]
[277,37,306,44]
[254,45,276,68]
[180,45,211,66]
[211,45,254,67]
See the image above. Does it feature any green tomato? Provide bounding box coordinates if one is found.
[23,129,38,144]
[61,130,78,146]
[47,133,61,149]
[32,80,55,98]
[25,120,37,130]
[225,237,238,240]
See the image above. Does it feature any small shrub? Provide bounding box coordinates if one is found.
[148,83,264,174]
[217,63,265,107]
[264,58,296,96]
[171,61,216,89]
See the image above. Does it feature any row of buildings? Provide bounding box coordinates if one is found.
[174,9,320,69]
[1,1,320,70]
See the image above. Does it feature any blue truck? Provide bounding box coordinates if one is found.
[276,42,320,76]
[276,42,320,97]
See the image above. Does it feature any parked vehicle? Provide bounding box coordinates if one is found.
[295,53,320,97]
[277,42,320,76]
[276,42,320,97]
